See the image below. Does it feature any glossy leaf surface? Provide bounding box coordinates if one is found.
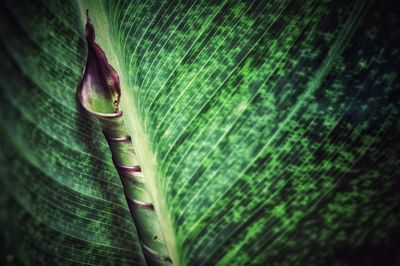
[0,1,399,265]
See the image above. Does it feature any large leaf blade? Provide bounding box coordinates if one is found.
[1,0,400,265]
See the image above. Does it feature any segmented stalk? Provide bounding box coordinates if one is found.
[78,11,172,266]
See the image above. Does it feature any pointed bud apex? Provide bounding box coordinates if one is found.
[78,10,122,118]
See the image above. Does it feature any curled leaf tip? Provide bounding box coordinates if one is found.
[78,11,121,118]
[85,9,95,42]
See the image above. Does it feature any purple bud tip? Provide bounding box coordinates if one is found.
[77,11,122,118]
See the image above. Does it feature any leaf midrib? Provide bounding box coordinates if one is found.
[76,1,179,265]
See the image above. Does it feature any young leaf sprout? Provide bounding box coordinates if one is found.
[78,10,172,266]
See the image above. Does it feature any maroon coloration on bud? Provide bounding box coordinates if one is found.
[78,10,121,118]
[77,11,173,265]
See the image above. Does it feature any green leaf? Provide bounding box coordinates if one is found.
[1,0,400,265]
[78,12,172,264]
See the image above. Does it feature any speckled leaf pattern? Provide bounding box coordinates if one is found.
[0,0,399,266]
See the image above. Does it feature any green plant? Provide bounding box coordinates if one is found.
[0,1,399,265]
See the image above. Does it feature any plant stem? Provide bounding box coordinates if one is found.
[77,7,174,265]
